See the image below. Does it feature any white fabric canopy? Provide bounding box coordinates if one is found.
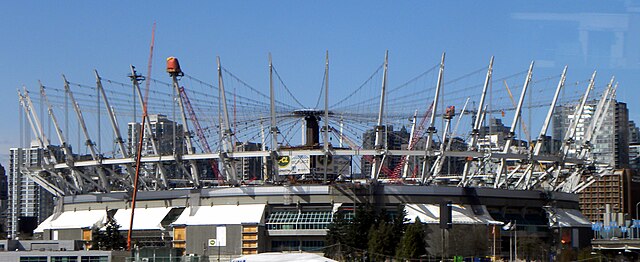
[112,207,173,230]
[34,214,54,233]
[405,204,502,225]
[35,210,107,232]
[172,204,265,226]
[548,208,591,228]
[232,252,337,262]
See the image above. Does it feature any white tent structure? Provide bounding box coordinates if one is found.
[231,252,337,262]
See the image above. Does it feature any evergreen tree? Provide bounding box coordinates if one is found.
[396,217,427,260]
[325,212,350,260]
[91,216,126,250]
[368,220,395,261]
[325,203,380,260]
[390,204,408,247]
[351,203,378,250]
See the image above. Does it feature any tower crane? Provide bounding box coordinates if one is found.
[390,102,434,179]
[178,86,223,182]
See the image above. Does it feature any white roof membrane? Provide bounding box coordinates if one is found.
[172,204,266,226]
[405,204,503,225]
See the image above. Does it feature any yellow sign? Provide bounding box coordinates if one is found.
[278,156,290,167]
[208,239,217,247]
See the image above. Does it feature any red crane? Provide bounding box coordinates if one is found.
[178,86,223,182]
[389,102,434,179]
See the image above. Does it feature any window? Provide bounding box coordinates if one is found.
[271,240,299,252]
[20,257,47,262]
[301,240,325,251]
[267,210,333,230]
[81,256,108,262]
[52,257,78,262]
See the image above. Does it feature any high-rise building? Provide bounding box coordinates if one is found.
[477,118,528,151]
[127,114,185,156]
[630,144,640,171]
[8,144,56,239]
[630,121,640,144]
[127,114,186,180]
[630,121,640,171]
[553,100,629,168]
[557,100,637,222]
[361,125,410,177]
[578,169,640,221]
[235,142,264,181]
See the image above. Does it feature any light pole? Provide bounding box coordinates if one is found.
[513,220,518,261]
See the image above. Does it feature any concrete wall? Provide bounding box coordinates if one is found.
[185,225,242,256]
[56,228,83,241]
[0,250,128,262]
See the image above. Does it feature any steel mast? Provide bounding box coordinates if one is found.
[323,51,331,183]
[460,56,493,186]
[129,65,169,189]
[168,60,201,187]
[269,53,279,181]
[421,52,445,184]
[518,66,567,189]
[39,85,100,192]
[95,70,136,187]
[495,61,534,188]
[217,56,238,184]
[63,75,110,192]
[371,50,389,181]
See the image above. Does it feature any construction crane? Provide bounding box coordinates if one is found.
[390,102,434,179]
[178,86,223,182]
[329,126,394,177]
[128,22,155,251]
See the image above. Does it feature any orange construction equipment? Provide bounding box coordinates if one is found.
[166,57,182,75]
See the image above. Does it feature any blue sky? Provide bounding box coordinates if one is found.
[1,1,639,165]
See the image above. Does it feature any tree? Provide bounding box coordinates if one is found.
[396,218,427,260]
[368,220,395,261]
[91,216,126,250]
[325,203,381,260]
[390,204,408,247]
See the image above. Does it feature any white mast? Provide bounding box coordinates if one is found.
[169,66,201,187]
[269,53,279,181]
[63,75,110,192]
[460,56,493,186]
[495,61,534,188]
[371,50,389,181]
[129,65,169,189]
[421,52,445,184]
[517,66,567,189]
[217,56,238,184]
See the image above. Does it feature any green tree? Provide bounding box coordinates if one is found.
[368,220,395,261]
[390,204,408,248]
[396,217,427,261]
[325,203,381,260]
[91,216,126,250]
